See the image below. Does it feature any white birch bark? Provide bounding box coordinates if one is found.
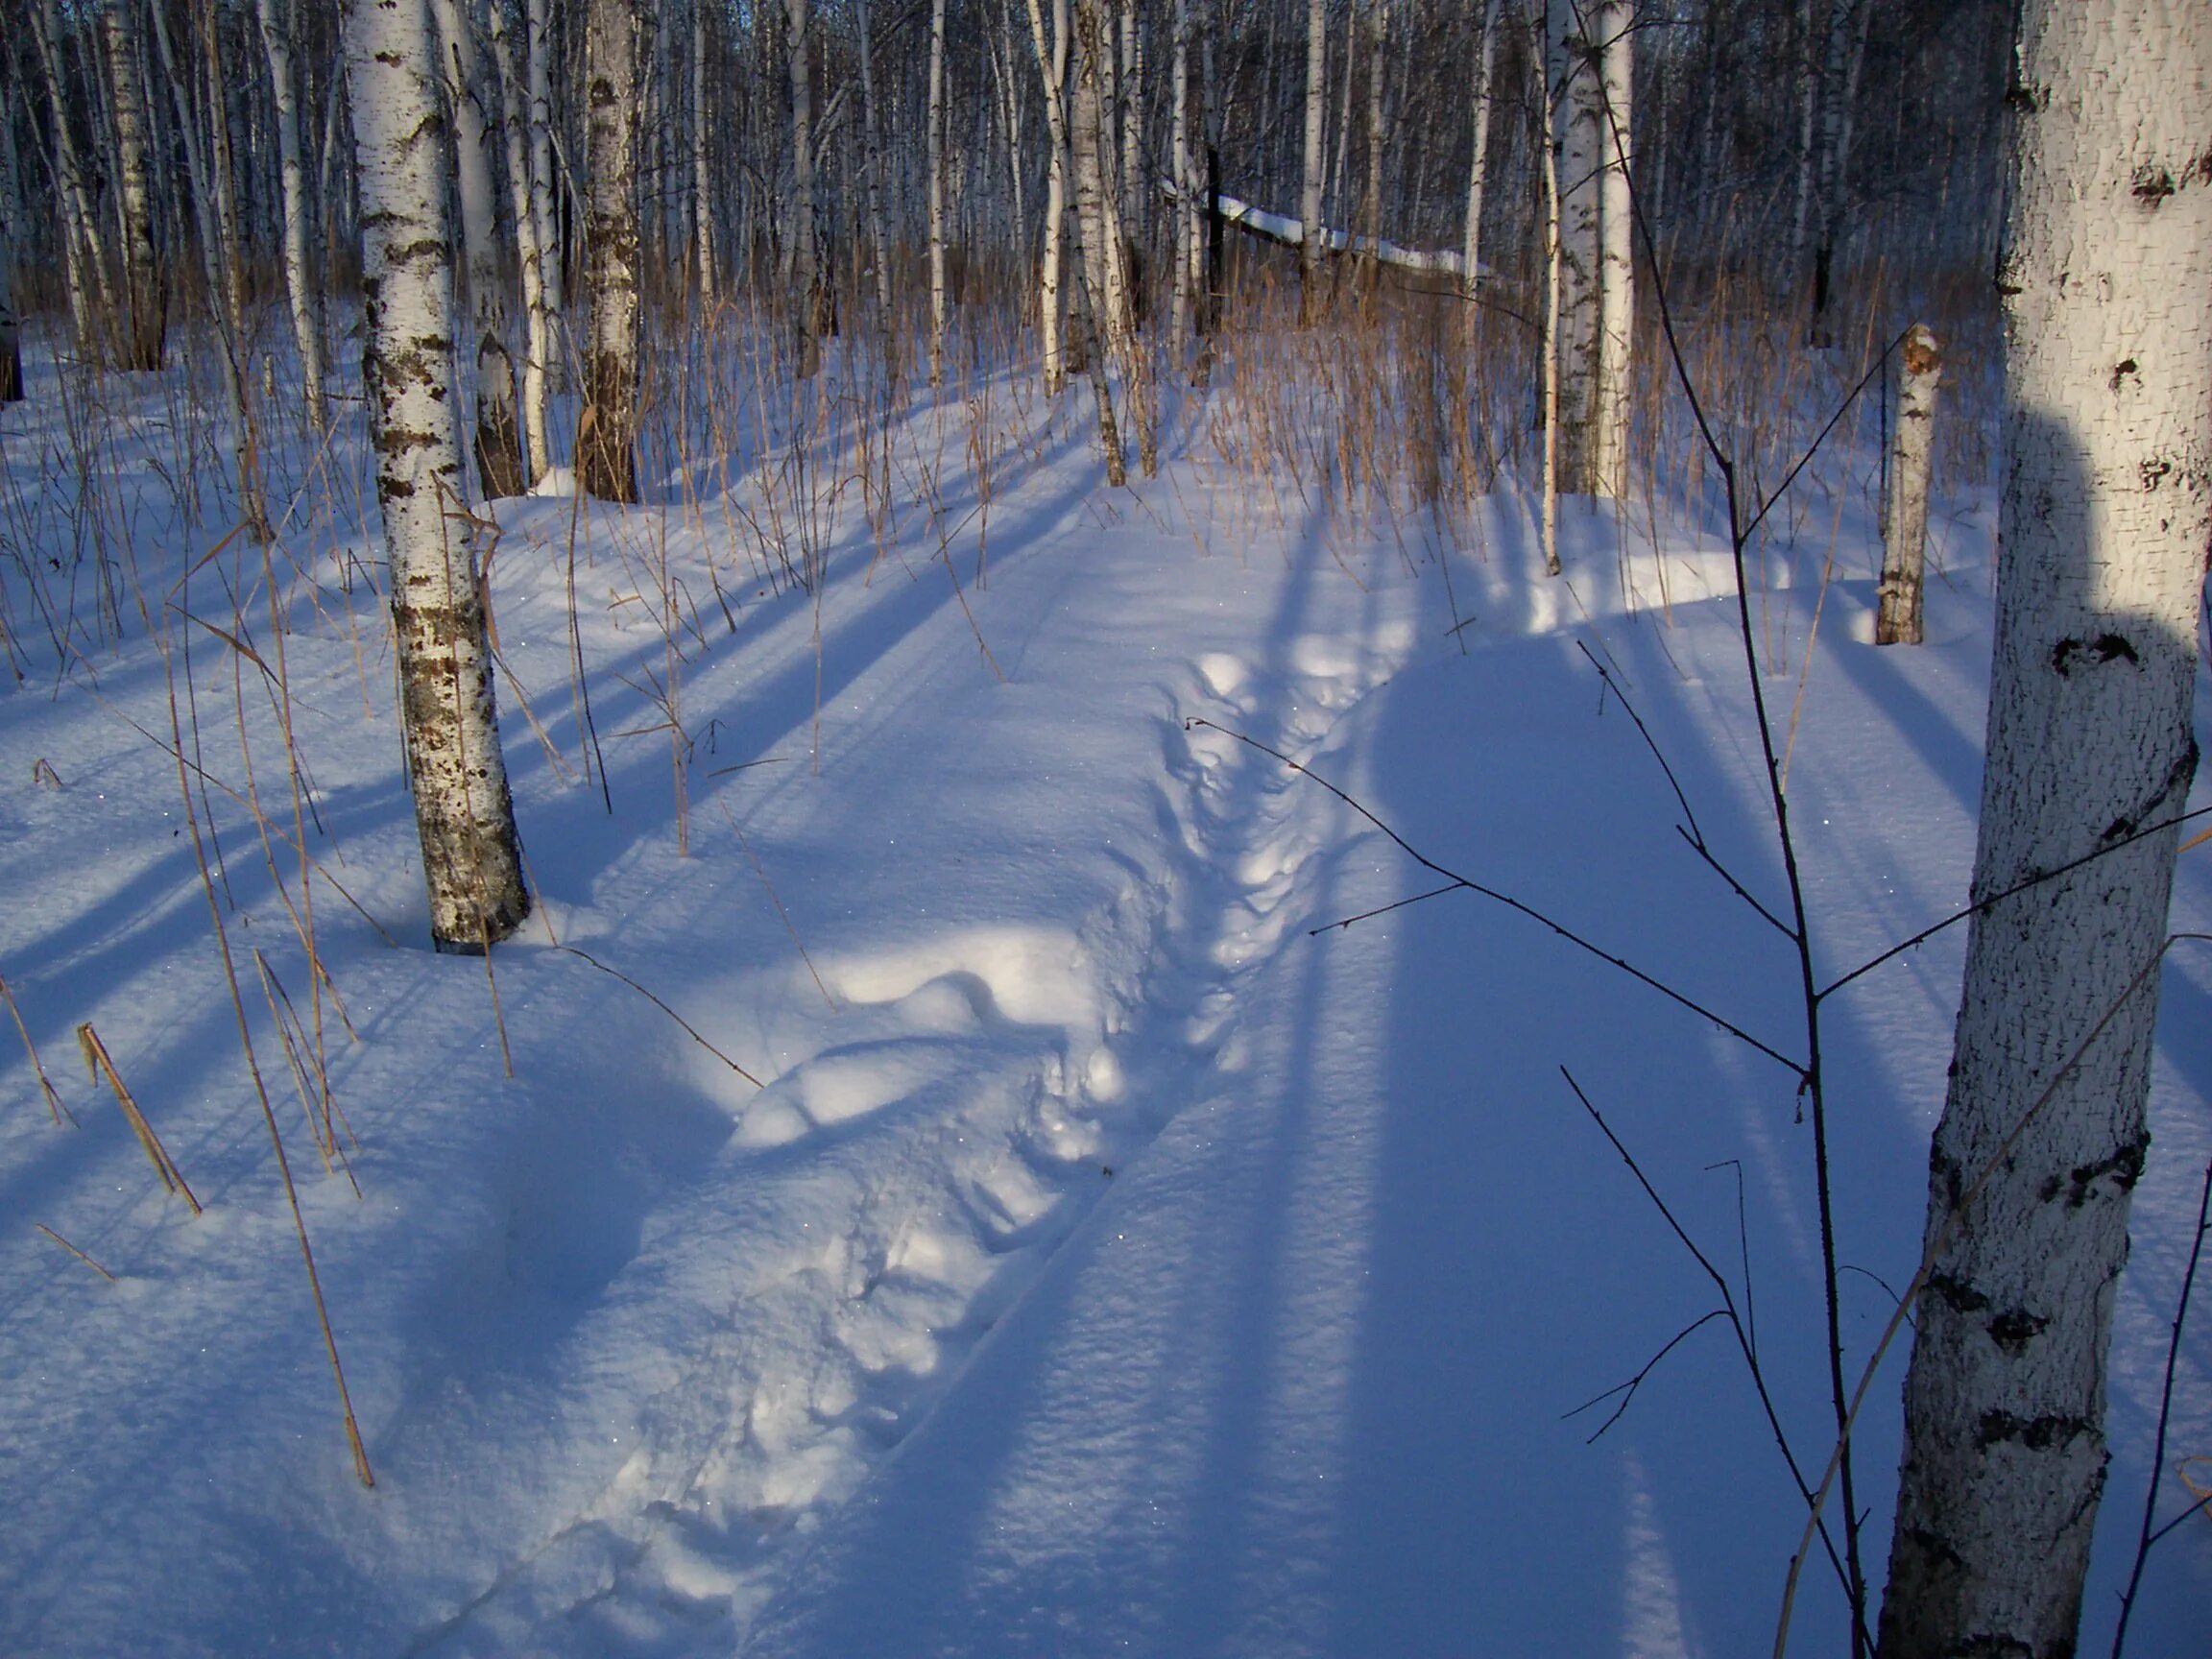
[30,0,111,359]
[1360,0,1385,260]
[1118,0,1140,234]
[1023,0,1072,393]
[524,0,565,392]
[785,0,822,378]
[927,0,950,386]
[344,0,529,952]
[196,0,271,540]
[583,0,641,500]
[856,0,893,328]
[484,0,552,481]
[1070,0,1130,360]
[1877,4,2212,1651]
[1875,325,1939,647]
[1591,0,1632,500]
[1806,0,1868,346]
[254,0,326,431]
[1168,0,1190,360]
[692,0,716,310]
[434,0,525,499]
[1547,0,1599,494]
[1298,0,1326,325]
[1459,0,1499,348]
[101,0,165,371]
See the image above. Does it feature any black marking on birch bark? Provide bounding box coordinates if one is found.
[2050,633,2140,677]
[1928,1271,1989,1315]
[2131,163,2176,206]
[2109,358,2138,392]
[1986,1307,2048,1355]
[2141,456,2175,491]
[2004,81,2045,111]
[2039,1132,2150,1210]
[1975,1409,2095,1451]
[1948,1638,2033,1659]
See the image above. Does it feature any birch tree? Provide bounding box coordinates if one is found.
[433,0,525,499]
[254,0,327,431]
[483,0,553,481]
[100,0,165,372]
[1458,0,1499,349]
[785,0,824,377]
[926,0,949,386]
[0,58,23,402]
[345,0,530,953]
[1877,3,2211,1652]
[1023,0,1074,394]
[1297,0,1325,325]
[1547,0,1600,493]
[582,0,640,501]
[1591,0,1632,499]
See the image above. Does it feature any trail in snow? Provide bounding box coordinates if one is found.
[1,340,2207,1658]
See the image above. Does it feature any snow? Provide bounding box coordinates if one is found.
[2,332,2208,1659]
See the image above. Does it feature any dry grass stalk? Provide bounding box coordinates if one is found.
[76,1022,200,1214]
[35,1221,117,1282]
[2,971,75,1126]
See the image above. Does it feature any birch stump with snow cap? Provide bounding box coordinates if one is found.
[347,0,530,954]
[1876,0,2210,1652]
[1875,324,1939,646]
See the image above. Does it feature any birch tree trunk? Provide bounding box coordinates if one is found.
[582,0,640,502]
[345,0,530,953]
[1023,0,1072,393]
[1070,0,1131,361]
[785,0,823,378]
[1355,0,1386,317]
[524,0,565,393]
[1591,0,1632,500]
[1458,0,1499,349]
[254,0,326,431]
[435,0,526,500]
[197,0,271,541]
[927,0,950,386]
[30,0,111,359]
[485,0,552,481]
[1806,0,1868,348]
[1168,0,1191,362]
[1547,0,1600,495]
[1297,0,1326,325]
[856,0,893,328]
[101,0,165,372]
[1875,325,1938,648]
[692,0,716,310]
[1876,3,2212,1652]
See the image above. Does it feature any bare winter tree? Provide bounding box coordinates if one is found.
[99,0,164,372]
[1876,1,2211,1652]
[1296,0,1325,325]
[581,0,641,502]
[345,0,530,953]
[254,0,328,432]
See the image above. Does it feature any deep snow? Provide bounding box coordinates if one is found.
[1,335,2207,1658]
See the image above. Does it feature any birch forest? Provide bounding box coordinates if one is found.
[0,0,2010,513]
[5,2,2209,1657]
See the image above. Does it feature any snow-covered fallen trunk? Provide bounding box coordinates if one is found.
[1160,181,1486,283]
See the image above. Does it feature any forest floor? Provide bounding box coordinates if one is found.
[1,331,2207,1657]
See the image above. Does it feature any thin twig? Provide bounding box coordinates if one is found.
[553,944,763,1086]
[2110,1154,2212,1657]
[1192,718,1803,1072]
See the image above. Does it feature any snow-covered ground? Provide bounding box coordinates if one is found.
[2,335,2207,1657]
